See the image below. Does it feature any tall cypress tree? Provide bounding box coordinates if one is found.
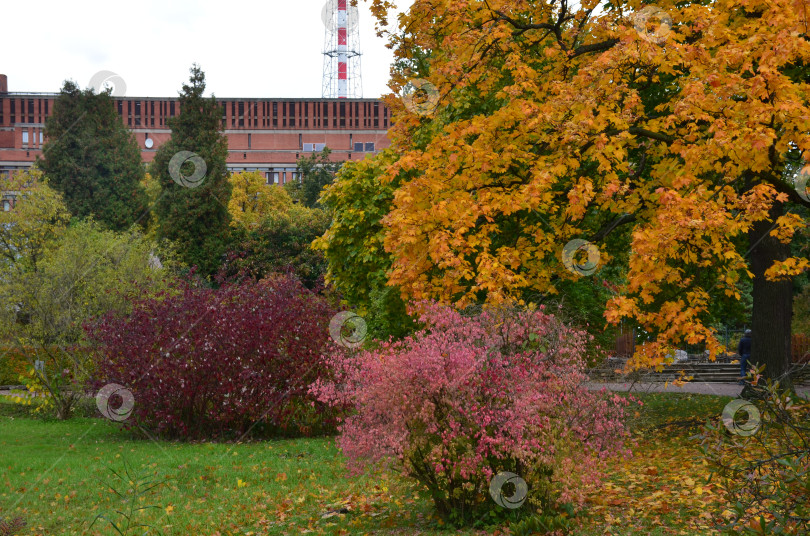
[150,65,231,277]
[39,81,147,231]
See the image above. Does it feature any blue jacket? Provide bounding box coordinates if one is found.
[738,335,752,356]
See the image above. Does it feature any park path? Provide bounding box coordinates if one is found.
[587,381,810,398]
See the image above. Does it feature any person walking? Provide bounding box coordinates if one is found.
[738,329,752,384]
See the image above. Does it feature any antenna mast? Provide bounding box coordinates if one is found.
[322,0,362,98]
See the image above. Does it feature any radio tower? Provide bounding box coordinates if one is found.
[322,0,362,98]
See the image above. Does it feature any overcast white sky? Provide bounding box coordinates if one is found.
[3,0,407,99]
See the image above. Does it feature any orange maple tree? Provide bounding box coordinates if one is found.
[350,0,810,382]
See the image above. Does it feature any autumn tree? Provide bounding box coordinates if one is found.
[228,170,292,228]
[150,65,231,277]
[343,0,810,385]
[39,81,147,231]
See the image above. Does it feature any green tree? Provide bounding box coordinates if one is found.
[38,80,147,231]
[313,150,416,338]
[150,64,231,277]
[226,204,329,289]
[286,148,341,208]
[0,169,70,276]
[0,218,175,419]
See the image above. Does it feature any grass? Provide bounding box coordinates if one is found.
[0,392,736,535]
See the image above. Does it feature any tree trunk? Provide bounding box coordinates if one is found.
[748,200,793,389]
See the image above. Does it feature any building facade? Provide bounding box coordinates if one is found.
[0,73,391,210]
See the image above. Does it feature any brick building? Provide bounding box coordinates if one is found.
[0,73,391,210]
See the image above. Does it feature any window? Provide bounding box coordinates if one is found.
[304,102,308,127]
[373,102,379,127]
[355,102,359,127]
[289,102,295,127]
[354,142,375,152]
[221,102,227,128]
[135,101,141,126]
[39,131,43,144]
[10,99,15,123]
[150,101,155,126]
[299,133,302,148]
[248,133,251,148]
[238,101,244,127]
[340,101,346,127]
[273,102,278,127]
[22,130,29,145]
[0,98,4,125]
[283,102,287,127]
[28,99,34,123]
[118,100,123,115]
[303,143,314,152]
[272,172,279,184]
[2,199,9,212]
[314,143,326,151]
[170,101,175,116]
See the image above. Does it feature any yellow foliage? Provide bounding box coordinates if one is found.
[227,171,293,228]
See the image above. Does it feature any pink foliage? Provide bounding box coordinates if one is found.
[312,302,632,516]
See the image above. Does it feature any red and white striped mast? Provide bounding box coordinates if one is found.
[322,0,362,99]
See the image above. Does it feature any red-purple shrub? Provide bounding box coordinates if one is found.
[312,302,633,521]
[86,275,337,439]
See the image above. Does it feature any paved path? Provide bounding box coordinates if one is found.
[587,381,810,398]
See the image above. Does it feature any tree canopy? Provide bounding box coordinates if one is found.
[320,0,810,382]
[150,64,231,277]
[38,80,147,231]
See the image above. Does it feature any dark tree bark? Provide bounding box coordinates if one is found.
[748,200,793,389]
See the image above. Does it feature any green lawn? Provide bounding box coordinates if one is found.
[0,392,735,535]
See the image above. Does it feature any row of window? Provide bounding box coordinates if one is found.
[0,97,389,130]
[223,100,387,129]
[142,133,376,153]
[0,97,49,125]
[21,129,44,146]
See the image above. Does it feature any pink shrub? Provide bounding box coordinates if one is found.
[312,303,632,520]
[86,275,337,439]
